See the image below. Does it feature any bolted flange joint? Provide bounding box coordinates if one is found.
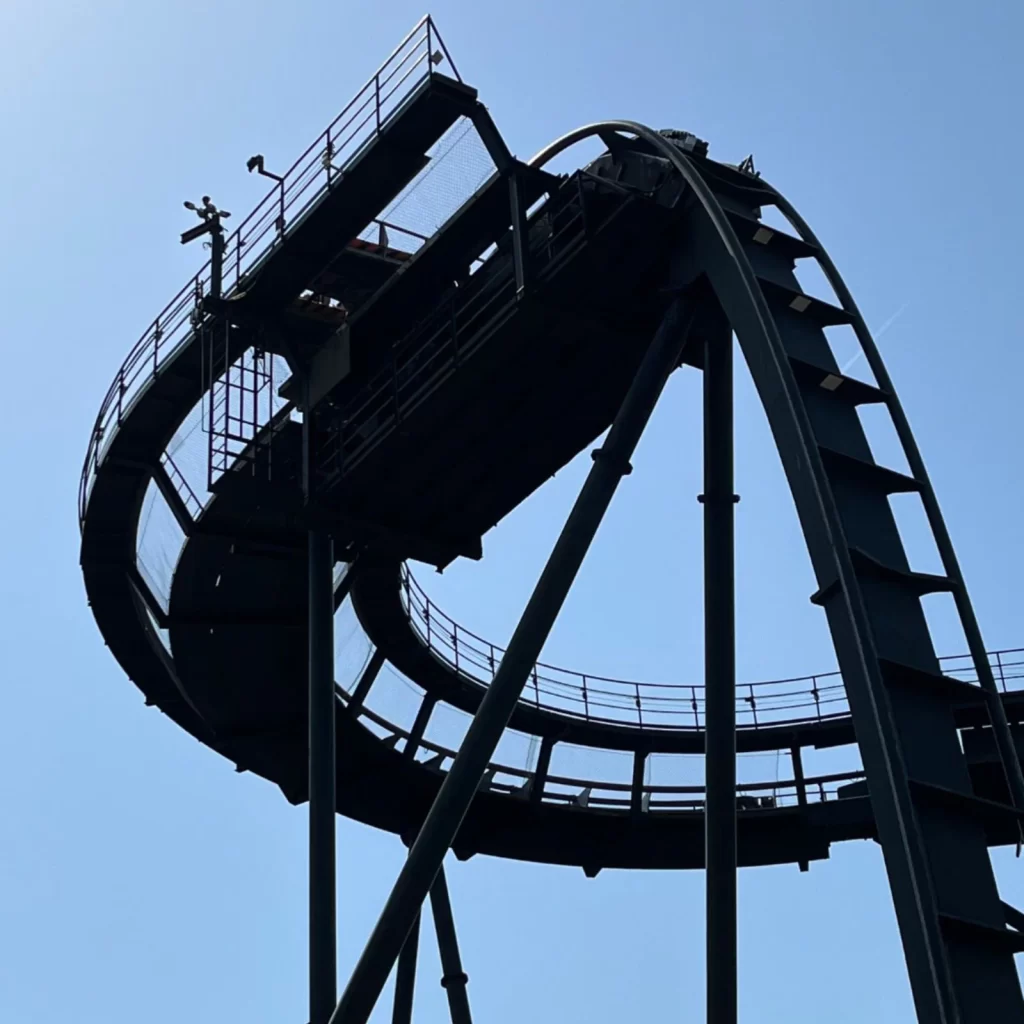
[591,446,632,476]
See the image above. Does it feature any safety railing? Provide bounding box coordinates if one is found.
[317,171,625,483]
[79,15,459,528]
[343,688,868,812]
[160,451,204,521]
[319,260,519,481]
[400,566,1024,733]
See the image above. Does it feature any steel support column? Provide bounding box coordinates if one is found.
[702,325,736,1024]
[509,173,529,296]
[310,528,338,1024]
[390,912,421,1024]
[329,297,694,1024]
[348,648,386,713]
[430,867,473,1024]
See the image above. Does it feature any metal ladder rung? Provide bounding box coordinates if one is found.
[908,778,1024,827]
[939,911,1024,954]
[811,548,955,606]
[756,276,853,327]
[878,657,989,705]
[787,355,888,406]
[726,207,817,261]
[849,547,954,596]
[818,444,921,495]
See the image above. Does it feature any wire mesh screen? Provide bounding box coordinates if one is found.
[136,479,186,615]
[164,401,209,511]
[356,116,497,257]
[79,15,461,525]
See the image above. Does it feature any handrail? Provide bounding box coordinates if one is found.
[319,172,620,481]
[78,16,459,528]
[339,680,867,810]
[399,565,1024,733]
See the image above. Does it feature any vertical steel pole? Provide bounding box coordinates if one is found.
[430,867,473,1024]
[310,527,337,1024]
[509,173,529,297]
[391,912,421,1024]
[703,324,736,1024]
[329,297,694,1024]
[210,219,225,300]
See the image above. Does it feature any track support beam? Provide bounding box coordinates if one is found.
[430,867,473,1024]
[702,323,737,1024]
[329,296,695,1024]
[390,912,420,1024]
[310,531,341,1024]
[509,172,530,296]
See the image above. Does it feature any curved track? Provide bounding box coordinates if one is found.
[79,130,1024,860]
[80,76,1024,1020]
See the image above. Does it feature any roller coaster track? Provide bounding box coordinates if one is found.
[78,46,1024,1022]
[560,121,1024,1024]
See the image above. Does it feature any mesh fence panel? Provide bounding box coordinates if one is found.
[357,116,497,256]
[136,479,186,614]
[165,401,209,510]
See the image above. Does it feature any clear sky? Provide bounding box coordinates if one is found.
[2,1,1024,1022]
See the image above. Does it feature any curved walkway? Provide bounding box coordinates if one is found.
[77,105,1024,872]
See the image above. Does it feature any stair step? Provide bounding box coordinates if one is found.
[788,356,887,406]
[811,548,955,606]
[909,778,1024,826]
[725,208,817,260]
[849,547,955,596]
[818,445,921,495]
[699,161,779,208]
[757,276,854,327]
[939,911,1024,954]
[879,657,989,705]
[1002,901,1024,933]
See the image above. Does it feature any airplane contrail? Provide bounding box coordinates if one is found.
[840,301,909,374]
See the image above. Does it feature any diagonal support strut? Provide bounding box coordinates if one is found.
[430,866,473,1024]
[328,295,696,1024]
[390,911,420,1024]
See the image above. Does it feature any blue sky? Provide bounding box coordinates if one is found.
[2,1,1024,1021]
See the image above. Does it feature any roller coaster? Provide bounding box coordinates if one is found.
[79,17,1024,1024]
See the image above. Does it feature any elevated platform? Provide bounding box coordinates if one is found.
[294,167,694,565]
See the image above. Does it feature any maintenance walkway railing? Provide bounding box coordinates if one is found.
[400,565,1024,733]
[79,15,459,526]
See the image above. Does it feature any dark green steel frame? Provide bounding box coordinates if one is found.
[325,121,1024,1024]
[330,294,698,1023]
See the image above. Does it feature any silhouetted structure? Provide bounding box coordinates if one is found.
[79,17,1024,1024]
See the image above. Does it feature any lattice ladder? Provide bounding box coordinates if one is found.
[685,159,1024,1024]
[204,320,278,490]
